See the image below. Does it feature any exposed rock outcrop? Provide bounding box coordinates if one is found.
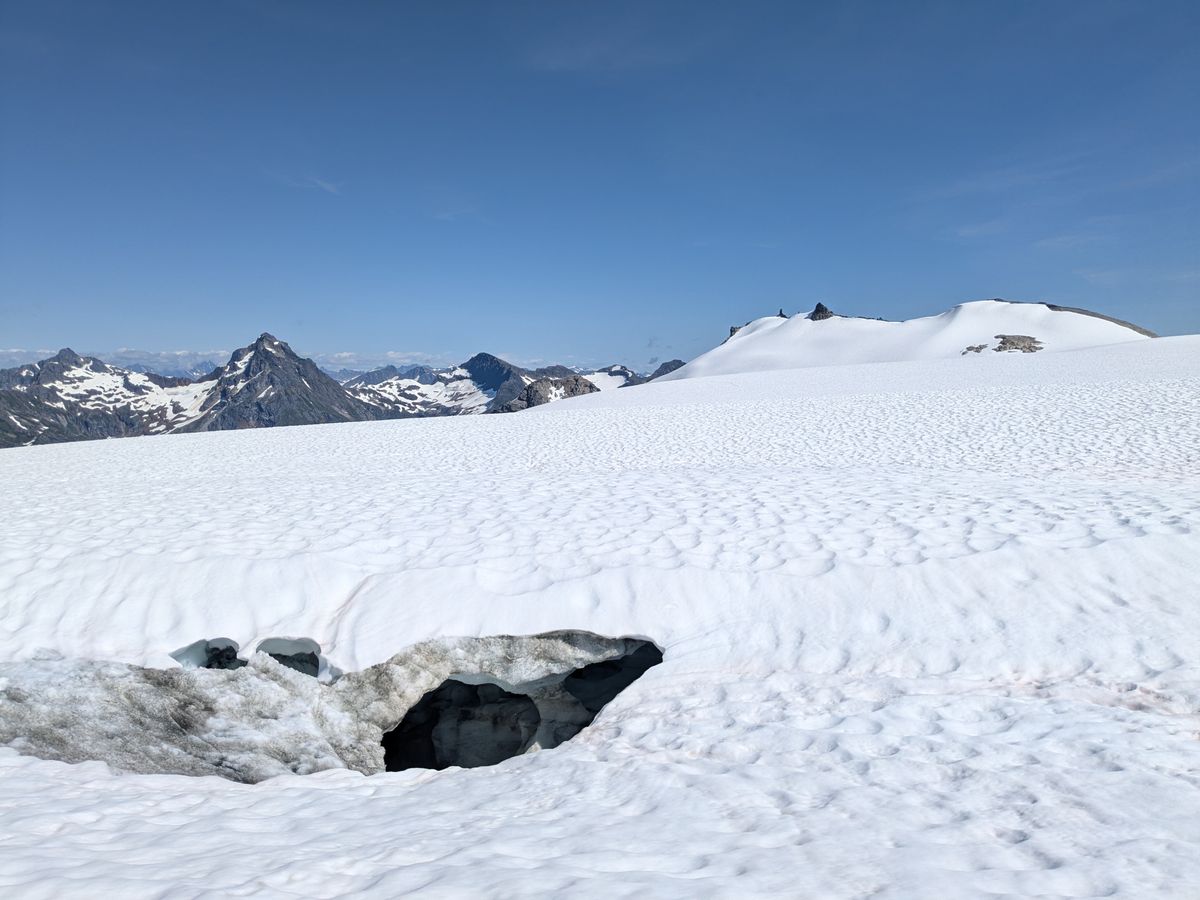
[645,359,685,381]
[993,334,1044,353]
[495,374,600,412]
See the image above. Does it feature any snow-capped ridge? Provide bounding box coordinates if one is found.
[580,360,686,390]
[0,336,613,446]
[665,299,1155,381]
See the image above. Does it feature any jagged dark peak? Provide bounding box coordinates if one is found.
[460,352,525,391]
[462,351,511,369]
[220,333,302,367]
[49,348,87,365]
[250,332,295,354]
[808,303,835,321]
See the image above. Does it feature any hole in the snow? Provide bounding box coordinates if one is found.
[254,637,322,677]
[383,680,541,771]
[382,638,663,772]
[170,638,246,670]
[562,641,664,717]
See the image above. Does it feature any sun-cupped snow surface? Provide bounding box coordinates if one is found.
[662,300,1153,380]
[1,337,1199,897]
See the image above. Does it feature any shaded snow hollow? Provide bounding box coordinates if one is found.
[0,335,1198,897]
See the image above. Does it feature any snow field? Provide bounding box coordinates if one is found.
[0,335,1197,897]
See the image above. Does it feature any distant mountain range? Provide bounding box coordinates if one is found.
[0,299,1154,449]
[0,335,684,448]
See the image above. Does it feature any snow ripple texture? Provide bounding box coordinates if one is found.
[1,338,1198,898]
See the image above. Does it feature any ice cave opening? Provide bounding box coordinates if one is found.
[169,637,245,670]
[562,641,664,715]
[254,637,323,677]
[382,639,664,772]
[382,680,542,771]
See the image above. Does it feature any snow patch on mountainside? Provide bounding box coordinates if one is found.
[349,366,494,415]
[582,365,640,390]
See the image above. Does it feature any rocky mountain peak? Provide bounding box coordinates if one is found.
[49,348,86,366]
[178,334,381,433]
[460,352,530,407]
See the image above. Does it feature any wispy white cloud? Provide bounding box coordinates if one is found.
[308,349,455,370]
[525,11,711,74]
[433,203,481,223]
[1031,213,1126,251]
[1074,268,1126,287]
[304,176,341,195]
[1117,157,1200,191]
[1034,233,1103,250]
[952,217,1011,239]
[0,348,55,367]
[530,34,703,73]
[923,153,1092,202]
[265,170,343,195]
[1074,266,1200,289]
[421,184,484,223]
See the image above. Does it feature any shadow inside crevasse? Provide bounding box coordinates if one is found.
[562,641,664,716]
[382,680,541,771]
[382,640,663,772]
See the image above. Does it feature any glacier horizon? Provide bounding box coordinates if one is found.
[1,303,1197,897]
[0,298,1158,449]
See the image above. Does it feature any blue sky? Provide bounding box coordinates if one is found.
[1,0,1196,370]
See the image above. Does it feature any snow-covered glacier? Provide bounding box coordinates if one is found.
[0,334,1198,897]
